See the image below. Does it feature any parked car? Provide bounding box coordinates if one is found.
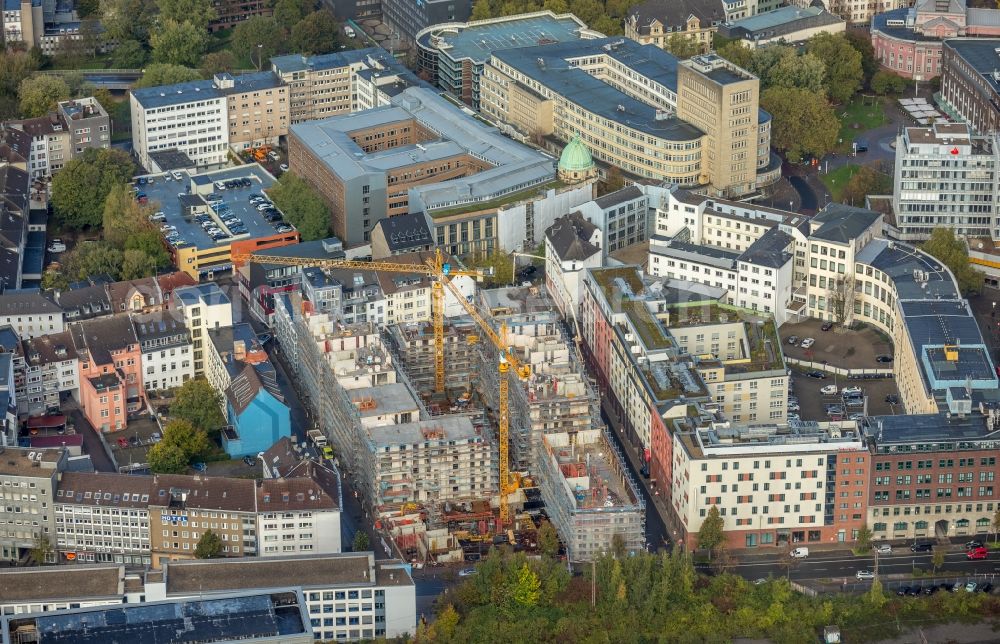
[790,547,809,558]
[268,150,280,161]
[966,581,979,592]
[150,212,166,222]
[279,163,289,172]
[47,239,66,253]
[214,181,227,191]
[842,386,862,396]
[787,414,800,421]
[885,394,900,405]
[821,322,833,331]
[800,338,815,349]
[806,370,826,379]
[171,170,185,181]
[191,462,207,472]
[855,570,875,580]
[820,384,838,395]
[951,581,964,592]
[787,403,800,412]
[967,547,988,560]
[924,585,938,595]
[874,544,892,555]
[848,413,864,421]
[876,355,893,363]
[966,540,984,550]
[980,583,993,593]
[459,567,477,577]
[896,586,910,596]
[243,456,256,466]
[910,542,933,553]
[787,335,799,345]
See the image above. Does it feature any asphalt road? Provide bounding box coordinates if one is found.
[788,175,818,211]
[725,547,1000,589]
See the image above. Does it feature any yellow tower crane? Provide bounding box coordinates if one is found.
[234,248,529,527]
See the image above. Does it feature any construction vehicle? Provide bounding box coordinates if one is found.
[234,248,529,528]
[307,429,327,447]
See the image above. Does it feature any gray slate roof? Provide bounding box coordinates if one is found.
[545,211,601,262]
[810,203,881,244]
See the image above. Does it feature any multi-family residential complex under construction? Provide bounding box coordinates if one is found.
[272,278,645,562]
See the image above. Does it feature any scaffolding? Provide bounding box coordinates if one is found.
[536,428,646,561]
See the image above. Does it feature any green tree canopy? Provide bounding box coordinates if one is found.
[150,19,209,67]
[291,10,340,56]
[51,148,135,229]
[63,242,125,281]
[806,32,863,104]
[156,0,217,31]
[870,70,907,96]
[102,183,170,272]
[697,505,725,554]
[537,521,559,557]
[135,63,203,88]
[273,0,314,30]
[267,172,332,241]
[99,0,155,44]
[147,440,189,473]
[921,228,985,295]
[200,50,239,76]
[760,86,838,163]
[109,39,148,68]
[170,378,226,433]
[0,50,42,100]
[352,530,369,552]
[663,33,702,59]
[232,17,285,69]
[767,51,826,94]
[844,29,879,88]
[195,529,224,558]
[840,165,891,207]
[18,75,71,118]
[148,418,212,473]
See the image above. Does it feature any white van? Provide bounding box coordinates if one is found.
[790,547,809,558]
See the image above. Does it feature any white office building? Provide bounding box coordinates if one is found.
[130,81,229,170]
[171,284,233,376]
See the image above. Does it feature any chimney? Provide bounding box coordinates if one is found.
[233,340,246,362]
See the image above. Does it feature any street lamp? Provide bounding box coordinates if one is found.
[254,43,264,71]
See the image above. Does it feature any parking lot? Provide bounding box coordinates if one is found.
[108,415,162,471]
[781,319,892,369]
[790,369,902,421]
[136,165,290,251]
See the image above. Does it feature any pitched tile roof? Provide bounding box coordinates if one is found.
[545,211,601,262]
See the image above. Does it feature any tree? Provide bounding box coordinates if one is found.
[760,86,838,163]
[200,50,239,76]
[844,29,878,88]
[100,0,155,44]
[464,250,513,287]
[232,17,285,70]
[993,507,1000,543]
[511,563,541,607]
[63,242,124,280]
[807,32,863,104]
[170,378,226,433]
[267,172,331,240]
[826,274,855,329]
[150,19,209,67]
[121,248,158,279]
[78,0,100,17]
[103,183,152,247]
[715,39,754,71]
[435,604,460,640]
[18,75,70,118]
[135,63,203,88]
[868,577,886,608]
[932,547,945,574]
[156,0,217,31]
[110,39,148,68]
[841,165,891,206]
[147,440,189,473]
[855,525,873,552]
[291,10,339,56]
[663,33,702,59]
[125,229,171,269]
[51,148,135,229]
[768,52,826,94]
[195,529,224,558]
[0,50,41,99]
[537,521,559,557]
[352,530,370,552]
[870,70,907,96]
[30,536,53,565]
[697,505,724,557]
[41,269,69,291]
[921,228,985,296]
[273,0,314,30]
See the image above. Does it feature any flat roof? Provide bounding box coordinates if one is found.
[7,592,308,644]
[492,38,705,141]
[0,566,122,603]
[865,412,999,444]
[945,38,1000,96]
[164,554,413,593]
[368,415,481,447]
[136,165,289,252]
[418,11,595,65]
[724,5,843,36]
[347,383,418,417]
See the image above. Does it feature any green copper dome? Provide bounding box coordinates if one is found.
[558,134,594,173]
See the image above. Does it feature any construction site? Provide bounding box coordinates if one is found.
[270,268,645,563]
